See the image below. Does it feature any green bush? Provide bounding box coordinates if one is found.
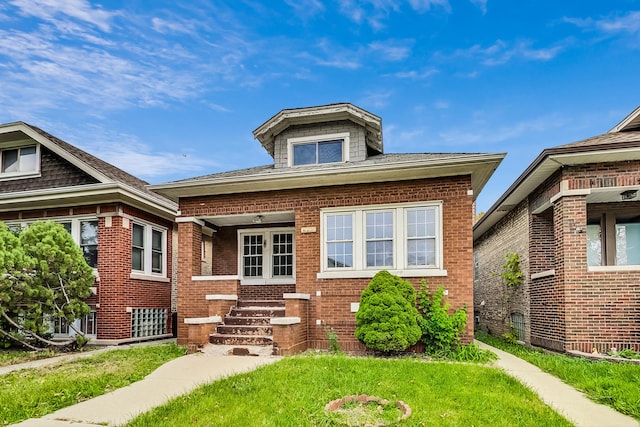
[355,271,422,353]
[417,283,467,354]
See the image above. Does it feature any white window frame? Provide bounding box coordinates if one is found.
[130,220,168,282]
[237,227,296,285]
[6,216,98,269]
[287,132,350,167]
[318,201,447,279]
[0,142,40,180]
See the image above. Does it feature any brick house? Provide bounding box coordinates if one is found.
[151,103,504,354]
[0,122,177,344]
[474,106,640,353]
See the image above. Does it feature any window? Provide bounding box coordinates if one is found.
[288,133,349,166]
[79,220,98,268]
[510,312,525,342]
[1,145,38,176]
[132,222,166,276]
[366,211,393,267]
[131,308,167,338]
[51,311,96,336]
[587,210,640,267]
[321,202,443,276]
[238,228,295,283]
[9,218,98,268]
[326,214,353,268]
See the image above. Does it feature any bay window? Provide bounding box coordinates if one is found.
[321,202,444,278]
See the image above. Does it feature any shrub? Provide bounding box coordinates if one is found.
[355,271,422,353]
[417,283,467,354]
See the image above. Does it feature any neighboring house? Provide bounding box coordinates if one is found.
[151,103,504,354]
[474,106,640,353]
[0,122,178,344]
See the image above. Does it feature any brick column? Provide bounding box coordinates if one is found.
[176,218,203,344]
[553,194,587,351]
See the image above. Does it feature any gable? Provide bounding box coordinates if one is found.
[0,145,99,194]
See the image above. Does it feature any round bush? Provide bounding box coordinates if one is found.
[355,271,422,352]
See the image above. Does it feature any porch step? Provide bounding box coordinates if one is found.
[228,307,285,318]
[236,299,285,308]
[216,324,273,336]
[209,334,274,346]
[209,299,285,348]
[224,316,271,326]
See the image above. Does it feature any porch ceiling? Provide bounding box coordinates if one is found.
[203,211,295,227]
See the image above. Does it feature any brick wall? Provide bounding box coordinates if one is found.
[179,175,475,349]
[474,200,530,340]
[0,203,173,341]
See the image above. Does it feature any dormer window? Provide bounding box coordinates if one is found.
[288,133,350,167]
[1,144,39,178]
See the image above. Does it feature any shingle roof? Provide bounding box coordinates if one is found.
[26,124,176,208]
[165,152,480,184]
[554,130,640,149]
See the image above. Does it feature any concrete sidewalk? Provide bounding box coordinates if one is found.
[11,350,280,427]
[477,341,639,427]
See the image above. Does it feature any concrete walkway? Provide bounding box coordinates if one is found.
[6,342,639,426]
[10,348,280,427]
[477,341,639,427]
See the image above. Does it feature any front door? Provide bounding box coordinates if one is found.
[240,228,295,282]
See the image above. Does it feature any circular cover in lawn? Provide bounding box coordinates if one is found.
[324,394,411,426]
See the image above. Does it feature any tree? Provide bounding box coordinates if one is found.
[0,221,94,350]
[355,270,422,353]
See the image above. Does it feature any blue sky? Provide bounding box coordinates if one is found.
[0,1,639,212]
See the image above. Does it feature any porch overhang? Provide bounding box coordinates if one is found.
[194,211,295,228]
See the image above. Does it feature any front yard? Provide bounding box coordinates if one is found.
[0,343,184,426]
[126,354,572,427]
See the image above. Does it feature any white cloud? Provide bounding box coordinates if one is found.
[408,0,451,13]
[469,0,487,14]
[434,99,450,109]
[9,0,117,32]
[564,11,640,35]
[360,90,393,108]
[368,40,413,61]
[284,0,325,18]
[450,39,566,66]
[438,114,566,145]
[393,67,438,79]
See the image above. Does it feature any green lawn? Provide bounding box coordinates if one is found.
[476,332,640,420]
[127,354,573,427]
[0,343,184,426]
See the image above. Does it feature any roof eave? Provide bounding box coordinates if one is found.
[473,141,640,240]
[0,183,178,220]
[150,153,505,200]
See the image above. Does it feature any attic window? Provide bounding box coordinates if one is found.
[288,133,350,167]
[1,144,39,178]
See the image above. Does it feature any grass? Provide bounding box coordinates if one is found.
[0,343,184,426]
[0,348,58,366]
[476,331,640,420]
[126,353,573,427]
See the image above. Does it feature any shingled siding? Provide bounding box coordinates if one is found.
[179,175,475,350]
[272,120,367,168]
[1,146,98,193]
[474,200,530,341]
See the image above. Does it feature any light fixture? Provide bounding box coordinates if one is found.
[620,190,638,201]
[252,215,264,224]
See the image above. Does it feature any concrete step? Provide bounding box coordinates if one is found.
[216,325,273,336]
[236,299,285,308]
[224,316,271,326]
[210,334,274,346]
[228,307,285,318]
